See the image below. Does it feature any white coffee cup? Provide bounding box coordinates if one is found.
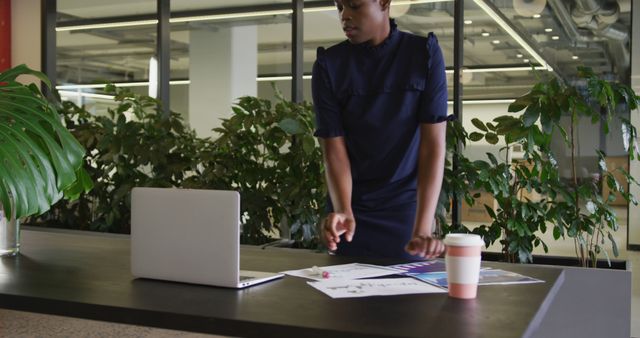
[444,234,484,299]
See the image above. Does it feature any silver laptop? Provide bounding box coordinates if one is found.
[131,187,283,288]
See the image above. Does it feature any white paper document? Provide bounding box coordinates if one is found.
[282,263,403,281]
[308,278,448,298]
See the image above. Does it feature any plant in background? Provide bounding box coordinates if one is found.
[27,85,201,233]
[466,115,553,263]
[0,65,92,254]
[505,66,640,267]
[437,119,481,235]
[438,115,552,263]
[188,89,325,247]
[29,85,325,248]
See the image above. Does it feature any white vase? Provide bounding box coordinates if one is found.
[0,199,20,257]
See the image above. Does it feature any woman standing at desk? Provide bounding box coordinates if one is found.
[313,0,449,260]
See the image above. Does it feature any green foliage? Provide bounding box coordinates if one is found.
[477,66,640,266]
[442,67,640,266]
[437,119,479,234]
[29,86,200,233]
[27,85,325,248]
[0,64,92,220]
[184,91,325,246]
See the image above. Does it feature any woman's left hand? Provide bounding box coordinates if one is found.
[405,235,445,259]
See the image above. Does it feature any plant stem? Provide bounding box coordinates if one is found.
[570,107,584,266]
[573,237,580,266]
[589,221,597,266]
[592,218,602,268]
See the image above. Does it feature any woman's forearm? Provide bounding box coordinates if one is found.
[320,137,353,215]
[413,123,447,237]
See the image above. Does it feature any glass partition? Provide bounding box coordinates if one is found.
[169,1,292,137]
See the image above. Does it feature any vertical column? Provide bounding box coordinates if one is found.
[157,0,170,117]
[451,0,464,227]
[291,0,303,103]
[40,0,55,96]
[188,25,257,138]
[629,2,640,250]
[11,0,40,74]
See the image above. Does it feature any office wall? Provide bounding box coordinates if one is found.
[10,0,40,82]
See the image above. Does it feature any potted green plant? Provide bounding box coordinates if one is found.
[28,85,326,249]
[0,64,92,256]
[506,67,639,267]
[189,89,326,247]
[450,116,552,263]
[27,85,201,233]
[468,67,639,267]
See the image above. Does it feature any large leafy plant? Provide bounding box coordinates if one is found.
[437,119,480,233]
[466,118,552,263]
[28,85,201,233]
[470,67,640,267]
[28,85,326,248]
[187,90,326,246]
[0,65,92,220]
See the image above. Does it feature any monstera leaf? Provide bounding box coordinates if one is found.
[0,64,92,220]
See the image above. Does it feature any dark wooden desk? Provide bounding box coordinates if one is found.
[0,228,625,338]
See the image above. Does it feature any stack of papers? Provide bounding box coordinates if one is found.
[409,268,544,288]
[283,261,543,298]
[389,259,544,288]
[306,278,447,298]
[389,260,447,274]
[282,263,446,298]
[282,263,402,281]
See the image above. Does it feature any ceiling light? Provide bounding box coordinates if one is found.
[58,90,116,100]
[447,99,516,105]
[57,80,190,90]
[544,28,553,32]
[523,59,530,63]
[464,66,538,72]
[56,75,316,90]
[464,20,473,24]
[532,14,542,18]
[257,75,313,82]
[56,19,158,31]
[170,9,293,23]
[551,35,560,40]
[492,40,501,44]
[472,0,552,71]
[516,53,523,58]
[572,55,579,60]
[481,32,491,37]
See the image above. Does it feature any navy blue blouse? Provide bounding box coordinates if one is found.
[312,20,449,211]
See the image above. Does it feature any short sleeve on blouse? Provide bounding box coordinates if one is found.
[418,33,450,124]
[312,47,345,138]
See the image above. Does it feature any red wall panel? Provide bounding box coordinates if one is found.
[0,0,10,72]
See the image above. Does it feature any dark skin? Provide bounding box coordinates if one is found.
[319,0,446,259]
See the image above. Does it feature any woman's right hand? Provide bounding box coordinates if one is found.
[321,212,356,251]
